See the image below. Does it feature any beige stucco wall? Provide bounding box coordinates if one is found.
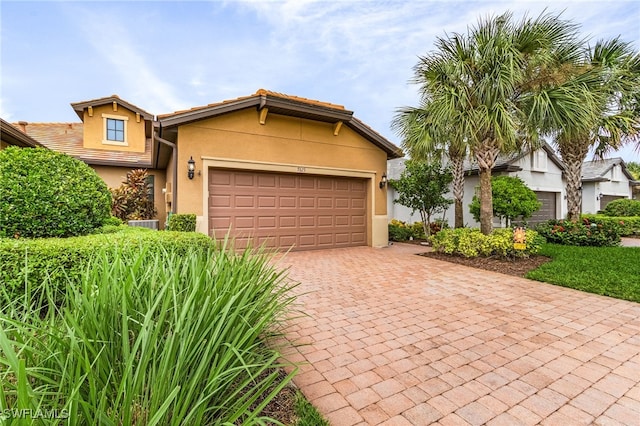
[91,165,167,228]
[82,104,146,153]
[174,109,390,246]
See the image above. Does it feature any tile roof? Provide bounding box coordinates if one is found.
[16,122,152,167]
[582,157,634,181]
[158,88,345,119]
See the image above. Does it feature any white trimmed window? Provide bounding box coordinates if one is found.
[531,149,547,172]
[102,114,128,146]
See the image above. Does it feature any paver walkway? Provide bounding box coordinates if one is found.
[275,243,640,425]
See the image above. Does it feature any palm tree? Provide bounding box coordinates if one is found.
[551,39,640,220]
[400,11,590,234]
[392,105,468,228]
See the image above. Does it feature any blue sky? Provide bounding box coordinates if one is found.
[2,0,639,162]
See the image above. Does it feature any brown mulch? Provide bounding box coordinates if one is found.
[419,251,552,278]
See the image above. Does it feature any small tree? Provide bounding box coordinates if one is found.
[111,169,157,221]
[390,160,453,237]
[469,176,541,227]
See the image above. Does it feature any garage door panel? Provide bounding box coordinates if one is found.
[210,195,231,207]
[299,235,316,246]
[335,215,350,226]
[299,197,316,208]
[258,196,276,208]
[279,216,297,228]
[318,197,333,208]
[234,174,254,186]
[235,216,255,229]
[318,216,333,227]
[300,216,316,227]
[235,195,255,207]
[279,197,296,208]
[209,169,367,251]
[258,175,276,187]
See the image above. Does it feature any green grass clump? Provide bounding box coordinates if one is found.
[526,244,640,302]
[0,243,298,425]
[295,392,330,426]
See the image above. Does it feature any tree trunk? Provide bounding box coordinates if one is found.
[475,139,499,235]
[560,144,589,221]
[451,155,465,228]
[478,167,493,234]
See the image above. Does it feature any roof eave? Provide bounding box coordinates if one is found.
[159,97,261,128]
[70,97,154,121]
[0,119,45,148]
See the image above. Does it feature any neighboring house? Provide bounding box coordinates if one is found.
[15,90,402,250]
[581,158,637,213]
[0,118,44,149]
[388,143,566,228]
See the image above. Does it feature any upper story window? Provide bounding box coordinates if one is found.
[531,149,547,172]
[102,114,128,146]
[106,118,124,142]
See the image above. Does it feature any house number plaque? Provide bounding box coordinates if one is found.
[297,167,306,173]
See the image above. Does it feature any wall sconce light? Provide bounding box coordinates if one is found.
[597,192,603,200]
[187,156,195,180]
[379,173,387,189]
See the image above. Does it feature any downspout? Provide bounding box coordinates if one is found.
[154,128,178,213]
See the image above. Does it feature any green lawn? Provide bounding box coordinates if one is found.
[526,244,640,303]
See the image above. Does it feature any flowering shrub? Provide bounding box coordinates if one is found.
[536,217,621,246]
[430,228,543,258]
[582,214,640,237]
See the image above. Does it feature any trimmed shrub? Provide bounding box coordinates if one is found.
[168,213,197,232]
[582,214,640,237]
[601,199,640,217]
[0,147,111,238]
[536,217,621,246]
[0,227,215,301]
[430,227,543,258]
[102,216,124,226]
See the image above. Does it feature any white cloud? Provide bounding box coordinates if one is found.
[68,7,191,115]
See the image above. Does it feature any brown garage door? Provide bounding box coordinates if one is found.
[529,191,557,226]
[208,169,367,251]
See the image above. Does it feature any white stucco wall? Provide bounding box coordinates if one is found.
[388,147,568,228]
[581,165,632,213]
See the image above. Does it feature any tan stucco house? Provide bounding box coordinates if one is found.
[15,90,402,250]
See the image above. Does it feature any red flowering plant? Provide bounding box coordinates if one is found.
[536,217,621,246]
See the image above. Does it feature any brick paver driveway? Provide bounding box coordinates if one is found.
[276,244,640,425]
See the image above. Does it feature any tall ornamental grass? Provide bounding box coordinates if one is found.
[0,244,297,425]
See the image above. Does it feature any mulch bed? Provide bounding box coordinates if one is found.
[418,251,552,277]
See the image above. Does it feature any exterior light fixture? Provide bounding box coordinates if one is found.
[597,192,603,200]
[379,173,387,189]
[187,156,195,180]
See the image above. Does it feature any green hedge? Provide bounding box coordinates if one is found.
[168,213,197,232]
[582,214,640,237]
[601,199,640,217]
[430,228,544,258]
[0,227,215,300]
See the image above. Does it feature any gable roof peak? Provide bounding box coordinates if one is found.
[70,95,153,121]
